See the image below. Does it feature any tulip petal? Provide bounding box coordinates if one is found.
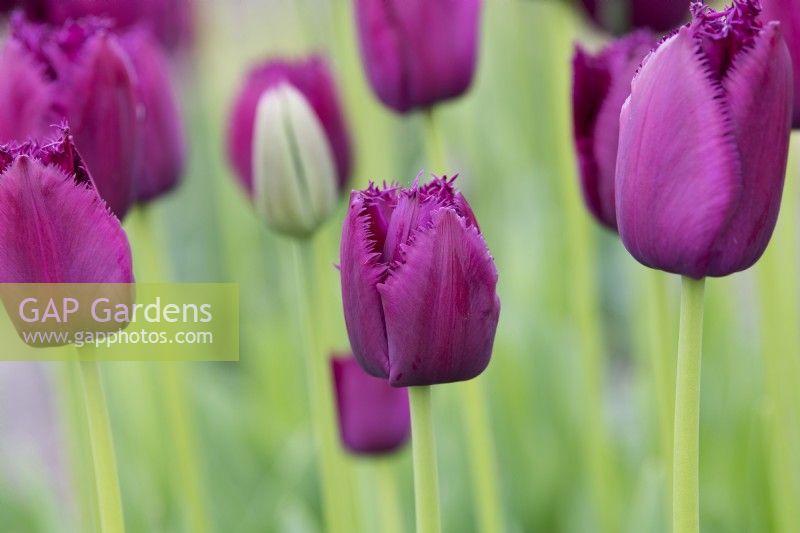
[761,0,800,127]
[378,208,499,387]
[65,33,139,220]
[616,28,742,278]
[703,22,793,275]
[331,356,410,455]
[340,192,392,378]
[0,156,133,283]
[0,41,56,143]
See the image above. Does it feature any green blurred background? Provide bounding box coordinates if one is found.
[0,1,798,532]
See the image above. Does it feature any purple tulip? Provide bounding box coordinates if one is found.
[340,176,500,387]
[121,29,186,202]
[1,16,140,219]
[762,0,800,127]
[572,30,656,230]
[38,0,194,52]
[0,127,134,283]
[354,0,481,113]
[331,355,410,455]
[580,0,690,34]
[227,56,352,196]
[616,0,793,279]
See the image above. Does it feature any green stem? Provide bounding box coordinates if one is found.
[672,277,705,533]
[375,460,403,533]
[423,109,447,175]
[409,386,442,533]
[460,380,505,533]
[292,240,348,533]
[77,357,125,533]
[423,103,504,533]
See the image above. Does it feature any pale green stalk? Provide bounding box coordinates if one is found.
[424,106,506,533]
[409,386,442,533]
[291,241,348,533]
[77,355,125,533]
[672,277,705,533]
[375,460,403,533]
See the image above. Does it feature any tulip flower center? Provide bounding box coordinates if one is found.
[690,0,762,80]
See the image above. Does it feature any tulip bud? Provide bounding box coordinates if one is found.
[762,0,800,127]
[616,0,793,278]
[1,16,140,220]
[37,0,194,52]
[250,84,340,238]
[572,30,656,230]
[0,127,134,283]
[354,0,481,113]
[227,56,352,198]
[121,29,186,203]
[340,176,500,387]
[579,0,690,34]
[331,355,410,455]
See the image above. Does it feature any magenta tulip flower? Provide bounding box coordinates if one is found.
[121,29,186,202]
[354,0,481,113]
[340,176,500,387]
[579,0,690,34]
[762,0,800,127]
[0,127,133,283]
[1,16,139,219]
[572,30,656,230]
[227,56,352,196]
[331,355,410,455]
[38,0,194,51]
[616,0,793,279]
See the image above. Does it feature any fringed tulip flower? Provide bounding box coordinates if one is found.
[616,0,793,279]
[121,29,186,202]
[227,56,352,196]
[36,0,194,52]
[572,30,656,230]
[340,176,500,387]
[762,0,800,127]
[579,0,690,34]
[1,16,139,219]
[331,355,411,455]
[0,128,133,283]
[354,0,481,113]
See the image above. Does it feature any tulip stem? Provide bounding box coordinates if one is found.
[423,109,447,175]
[375,460,403,533]
[292,240,349,533]
[77,356,126,533]
[409,386,442,533]
[672,277,705,533]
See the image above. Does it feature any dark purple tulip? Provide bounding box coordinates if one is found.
[616,0,793,279]
[580,0,690,34]
[39,0,194,52]
[0,127,134,283]
[1,16,140,219]
[354,0,481,113]
[121,29,186,202]
[331,355,410,455]
[340,176,500,387]
[572,30,656,230]
[227,56,352,196]
[762,0,800,127]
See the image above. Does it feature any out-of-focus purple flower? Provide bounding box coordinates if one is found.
[572,30,656,230]
[331,355,410,455]
[121,29,186,202]
[340,176,500,387]
[579,0,690,34]
[354,0,481,113]
[0,127,133,283]
[1,16,140,219]
[37,0,194,52]
[762,0,800,127]
[227,56,352,196]
[616,0,793,279]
